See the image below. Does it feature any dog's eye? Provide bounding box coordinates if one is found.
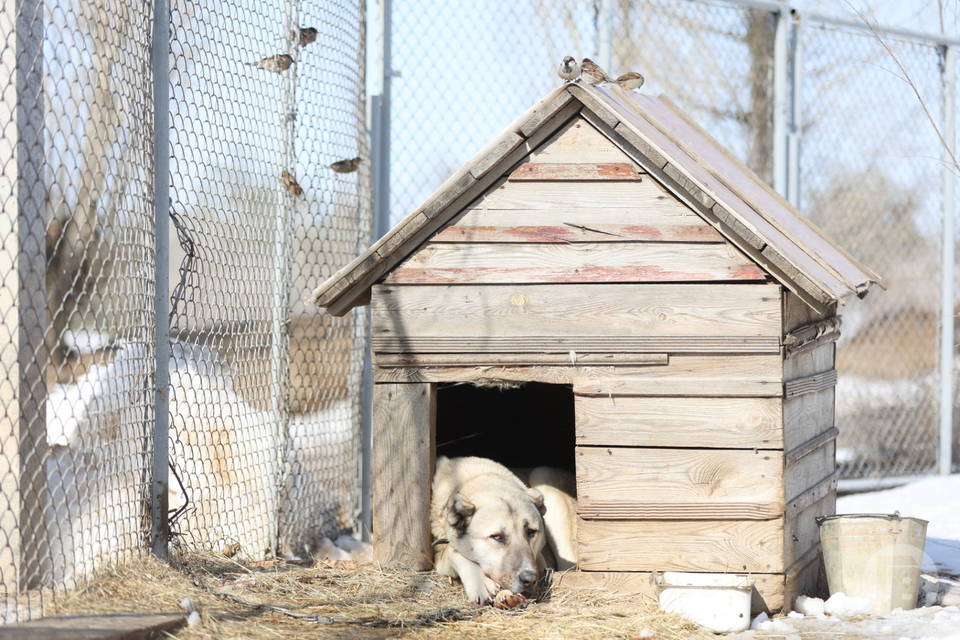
[526,528,538,539]
[489,533,505,544]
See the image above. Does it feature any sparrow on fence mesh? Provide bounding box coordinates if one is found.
[580,58,611,85]
[616,71,645,90]
[329,157,362,174]
[246,54,294,73]
[558,56,580,82]
[281,170,304,197]
[297,27,318,47]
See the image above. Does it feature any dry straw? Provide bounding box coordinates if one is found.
[51,553,711,639]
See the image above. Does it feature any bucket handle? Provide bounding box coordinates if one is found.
[817,511,902,526]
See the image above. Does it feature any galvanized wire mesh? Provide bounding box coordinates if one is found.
[1,0,369,622]
[387,0,959,480]
[1,0,156,622]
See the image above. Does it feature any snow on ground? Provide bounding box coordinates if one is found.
[724,476,960,639]
[838,475,960,578]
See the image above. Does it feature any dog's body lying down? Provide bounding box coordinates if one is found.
[431,456,577,606]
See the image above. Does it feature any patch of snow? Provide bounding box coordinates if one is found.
[749,612,768,629]
[824,591,873,617]
[794,594,826,617]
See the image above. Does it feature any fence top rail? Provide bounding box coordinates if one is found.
[717,0,960,48]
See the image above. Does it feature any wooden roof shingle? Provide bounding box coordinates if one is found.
[312,84,881,316]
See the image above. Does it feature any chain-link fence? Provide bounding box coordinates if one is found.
[1,0,369,623]
[387,0,960,483]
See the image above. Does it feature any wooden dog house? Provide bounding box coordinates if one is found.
[312,84,880,612]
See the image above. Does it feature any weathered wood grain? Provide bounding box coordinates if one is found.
[371,283,782,339]
[436,208,723,243]
[785,427,839,466]
[473,181,684,210]
[783,544,827,607]
[572,354,783,397]
[375,352,668,368]
[577,518,784,573]
[783,388,835,452]
[375,364,671,386]
[371,335,781,354]
[784,317,841,356]
[529,116,634,163]
[784,439,836,504]
[784,370,837,398]
[508,162,644,181]
[0,613,187,640]
[372,383,435,569]
[784,341,835,381]
[387,242,766,285]
[575,396,783,448]
[577,447,784,520]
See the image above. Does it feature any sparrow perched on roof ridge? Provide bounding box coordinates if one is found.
[558,56,580,83]
[616,71,645,91]
[329,157,362,174]
[246,54,294,73]
[296,27,318,47]
[580,58,610,85]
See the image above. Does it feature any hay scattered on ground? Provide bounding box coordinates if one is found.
[51,553,711,639]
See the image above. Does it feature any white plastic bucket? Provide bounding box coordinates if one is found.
[654,571,753,633]
[818,512,928,615]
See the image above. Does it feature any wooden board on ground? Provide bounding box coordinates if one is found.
[577,518,784,573]
[372,383,435,569]
[386,242,766,284]
[371,283,782,338]
[575,396,783,448]
[576,447,784,519]
[0,613,186,640]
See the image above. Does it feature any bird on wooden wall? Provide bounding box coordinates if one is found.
[246,53,294,73]
[297,27,318,47]
[616,71,645,90]
[580,58,610,85]
[281,170,304,197]
[558,56,580,82]
[329,157,362,174]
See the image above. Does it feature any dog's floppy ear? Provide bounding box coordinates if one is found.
[446,494,476,528]
[527,488,546,516]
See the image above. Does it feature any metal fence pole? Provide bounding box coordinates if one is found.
[361,0,393,541]
[149,0,171,559]
[786,12,801,207]
[939,44,956,475]
[597,0,615,72]
[772,7,788,198]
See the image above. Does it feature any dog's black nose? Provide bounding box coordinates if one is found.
[518,570,538,587]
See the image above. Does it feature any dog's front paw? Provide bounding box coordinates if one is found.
[464,575,499,605]
[493,589,527,610]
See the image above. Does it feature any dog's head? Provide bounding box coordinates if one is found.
[444,484,547,595]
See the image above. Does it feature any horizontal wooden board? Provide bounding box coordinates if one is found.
[435,209,723,243]
[572,354,783,397]
[528,117,635,164]
[374,364,679,385]
[474,181,693,211]
[371,283,782,339]
[371,335,781,354]
[577,447,784,520]
[575,396,783,448]
[553,571,785,614]
[577,518,784,572]
[784,369,837,398]
[784,342,835,381]
[386,242,766,285]
[375,352,668,368]
[784,439,836,504]
[509,162,644,181]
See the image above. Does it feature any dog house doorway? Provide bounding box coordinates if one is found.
[434,382,576,475]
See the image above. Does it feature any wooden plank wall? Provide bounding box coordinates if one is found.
[369,116,839,611]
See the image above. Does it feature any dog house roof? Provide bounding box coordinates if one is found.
[312,84,881,316]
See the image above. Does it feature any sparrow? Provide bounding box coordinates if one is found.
[558,56,580,82]
[297,27,318,47]
[616,71,645,90]
[329,157,362,173]
[281,170,303,197]
[246,54,294,73]
[580,57,610,85]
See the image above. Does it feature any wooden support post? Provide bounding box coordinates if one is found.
[372,383,435,569]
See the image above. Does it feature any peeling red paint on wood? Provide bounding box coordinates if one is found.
[386,263,767,284]
[433,223,724,243]
[509,162,645,181]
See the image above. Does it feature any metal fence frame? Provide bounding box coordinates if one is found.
[367,0,959,502]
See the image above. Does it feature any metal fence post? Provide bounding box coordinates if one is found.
[150,0,172,559]
[772,8,788,197]
[361,0,393,541]
[597,0,615,72]
[939,44,956,475]
[786,11,801,207]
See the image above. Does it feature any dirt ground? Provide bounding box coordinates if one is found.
[49,553,709,640]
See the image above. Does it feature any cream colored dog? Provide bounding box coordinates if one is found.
[431,456,577,606]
